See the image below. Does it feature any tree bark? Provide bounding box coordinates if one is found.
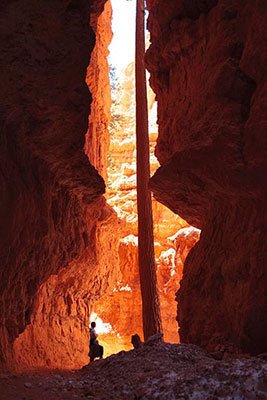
[135,0,162,341]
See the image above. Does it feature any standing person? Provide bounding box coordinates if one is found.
[89,321,104,362]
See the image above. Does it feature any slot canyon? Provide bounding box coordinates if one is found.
[0,0,266,399]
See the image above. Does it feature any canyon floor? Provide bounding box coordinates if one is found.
[1,343,266,400]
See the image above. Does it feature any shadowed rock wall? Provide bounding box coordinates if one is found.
[0,0,111,371]
[147,0,267,354]
[1,0,266,372]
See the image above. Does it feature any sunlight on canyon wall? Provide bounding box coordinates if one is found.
[10,0,201,368]
[90,60,200,356]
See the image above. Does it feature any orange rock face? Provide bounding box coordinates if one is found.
[13,198,120,371]
[147,0,267,354]
[0,0,114,371]
[85,1,113,181]
[3,0,262,373]
[12,1,119,372]
[90,59,200,355]
[158,226,200,342]
[91,227,200,357]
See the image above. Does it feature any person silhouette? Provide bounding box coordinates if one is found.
[89,321,104,362]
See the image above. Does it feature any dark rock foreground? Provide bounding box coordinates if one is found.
[1,343,266,399]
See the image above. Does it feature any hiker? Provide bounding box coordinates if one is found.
[131,333,142,349]
[89,321,104,362]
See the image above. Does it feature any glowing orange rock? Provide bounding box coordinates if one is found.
[85,0,113,181]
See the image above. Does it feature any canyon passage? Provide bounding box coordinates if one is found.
[0,0,266,398]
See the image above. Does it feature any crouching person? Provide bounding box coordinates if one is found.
[89,321,104,362]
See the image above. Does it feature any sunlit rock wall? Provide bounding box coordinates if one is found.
[0,0,117,371]
[91,62,200,353]
[12,1,120,372]
[85,0,112,181]
[14,198,120,370]
[147,0,267,354]
[92,227,200,356]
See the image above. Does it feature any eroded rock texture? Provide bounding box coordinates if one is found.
[89,63,200,354]
[85,0,112,181]
[13,198,120,371]
[147,0,267,354]
[2,343,267,400]
[0,0,114,371]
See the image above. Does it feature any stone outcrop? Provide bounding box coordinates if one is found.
[91,227,200,357]
[0,0,199,371]
[0,0,114,371]
[1,0,265,375]
[147,0,267,354]
[90,63,200,355]
[85,0,112,181]
[13,198,120,371]
[158,226,200,342]
[2,343,267,399]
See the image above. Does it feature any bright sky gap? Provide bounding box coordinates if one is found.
[109,0,136,71]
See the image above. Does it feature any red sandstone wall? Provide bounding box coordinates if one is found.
[0,0,111,371]
[14,198,120,370]
[1,0,266,372]
[95,61,200,351]
[91,227,200,356]
[85,1,112,181]
[12,2,119,371]
[147,0,267,354]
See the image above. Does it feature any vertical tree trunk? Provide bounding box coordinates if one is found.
[135,0,162,341]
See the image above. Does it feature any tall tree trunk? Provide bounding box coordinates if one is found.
[135,0,162,341]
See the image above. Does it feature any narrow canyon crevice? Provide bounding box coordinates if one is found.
[0,0,266,376]
[90,55,200,355]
